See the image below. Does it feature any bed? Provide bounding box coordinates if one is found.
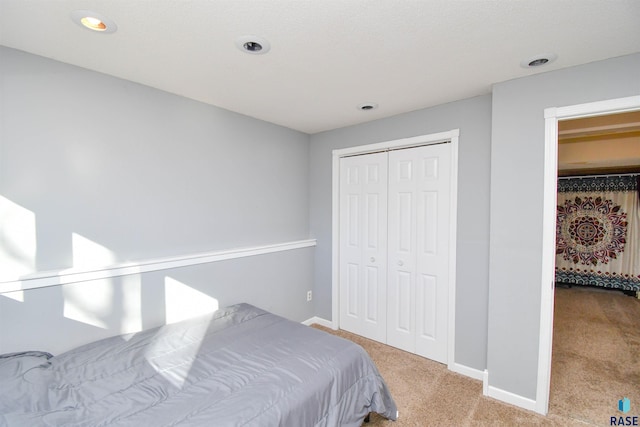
[0,303,397,426]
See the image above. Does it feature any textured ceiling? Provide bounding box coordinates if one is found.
[1,0,640,134]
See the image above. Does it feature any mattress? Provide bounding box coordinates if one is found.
[0,303,397,426]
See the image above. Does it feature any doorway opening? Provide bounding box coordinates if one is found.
[537,95,640,415]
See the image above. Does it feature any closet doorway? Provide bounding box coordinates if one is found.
[331,130,459,366]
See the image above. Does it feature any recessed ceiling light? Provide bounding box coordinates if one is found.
[235,36,271,55]
[71,10,117,34]
[358,103,378,111]
[528,58,548,67]
[520,53,557,68]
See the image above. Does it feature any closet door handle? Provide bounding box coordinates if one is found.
[397,260,404,266]
[370,257,376,263]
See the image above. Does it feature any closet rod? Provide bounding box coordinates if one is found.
[558,172,639,180]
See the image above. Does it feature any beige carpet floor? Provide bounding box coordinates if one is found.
[549,286,640,425]
[313,286,640,426]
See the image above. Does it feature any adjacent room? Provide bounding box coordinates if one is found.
[1,1,639,425]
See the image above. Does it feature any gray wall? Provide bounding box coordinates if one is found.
[1,46,310,268]
[0,248,314,355]
[0,46,314,353]
[309,95,493,372]
[487,53,640,399]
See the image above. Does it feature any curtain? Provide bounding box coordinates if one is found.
[555,175,640,291]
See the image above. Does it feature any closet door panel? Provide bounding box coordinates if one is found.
[365,266,380,321]
[340,161,363,332]
[395,271,413,332]
[387,144,450,361]
[387,151,418,353]
[417,273,437,338]
[422,191,438,254]
[346,263,359,317]
[339,153,388,343]
[414,145,450,363]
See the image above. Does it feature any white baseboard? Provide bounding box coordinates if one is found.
[449,362,484,381]
[302,316,333,328]
[485,384,538,412]
[483,369,539,413]
[483,369,489,395]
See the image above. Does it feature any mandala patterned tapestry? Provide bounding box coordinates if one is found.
[555,175,640,291]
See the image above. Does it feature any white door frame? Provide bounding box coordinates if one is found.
[537,95,640,415]
[331,129,459,369]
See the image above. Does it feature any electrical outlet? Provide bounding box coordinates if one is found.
[307,290,312,301]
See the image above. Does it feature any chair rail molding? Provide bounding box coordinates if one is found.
[0,239,317,294]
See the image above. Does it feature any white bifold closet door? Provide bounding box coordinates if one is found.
[386,143,450,363]
[339,152,388,343]
[339,143,451,364]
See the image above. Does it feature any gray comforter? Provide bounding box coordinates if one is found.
[0,303,397,426]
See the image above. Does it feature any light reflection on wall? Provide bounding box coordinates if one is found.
[0,196,36,283]
[2,290,24,302]
[120,274,142,335]
[70,232,115,269]
[63,233,117,329]
[164,276,219,324]
[63,279,113,329]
